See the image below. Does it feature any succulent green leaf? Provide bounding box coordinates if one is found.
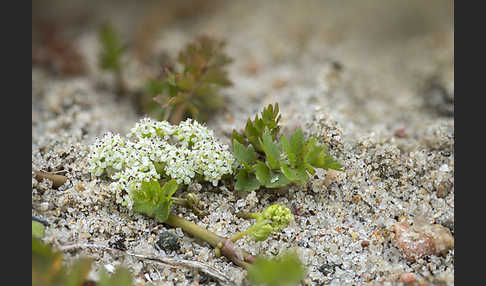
[289,129,305,157]
[259,131,280,170]
[235,169,261,191]
[233,139,257,168]
[322,155,343,171]
[280,164,308,185]
[132,179,178,223]
[231,130,247,146]
[254,161,290,188]
[247,251,305,286]
[303,137,326,167]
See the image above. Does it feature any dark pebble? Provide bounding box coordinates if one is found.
[318,263,341,275]
[156,231,181,252]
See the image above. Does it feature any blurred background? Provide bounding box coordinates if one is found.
[32,0,454,132]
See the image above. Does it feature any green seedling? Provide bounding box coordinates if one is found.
[147,35,233,124]
[32,237,134,286]
[132,179,205,222]
[99,23,127,95]
[232,103,343,191]
[247,250,305,286]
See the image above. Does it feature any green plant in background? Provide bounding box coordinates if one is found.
[32,237,134,286]
[99,23,127,95]
[232,103,343,191]
[147,35,233,124]
[247,250,305,286]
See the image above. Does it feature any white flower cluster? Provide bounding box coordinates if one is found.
[87,118,235,207]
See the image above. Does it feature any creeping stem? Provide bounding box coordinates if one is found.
[164,214,254,269]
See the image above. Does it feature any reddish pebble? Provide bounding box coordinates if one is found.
[394,127,408,138]
[361,240,369,248]
[400,272,416,284]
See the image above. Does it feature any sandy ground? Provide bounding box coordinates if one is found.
[32,1,454,285]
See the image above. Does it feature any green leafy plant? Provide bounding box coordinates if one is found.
[247,250,305,286]
[99,23,127,95]
[147,35,233,124]
[32,237,134,286]
[232,103,343,191]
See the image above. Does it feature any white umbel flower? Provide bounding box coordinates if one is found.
[87,118,235,208]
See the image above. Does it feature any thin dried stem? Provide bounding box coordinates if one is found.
[59,243,235,285]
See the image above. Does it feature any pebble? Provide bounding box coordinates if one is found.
[436,180,452,198]
[400,272,416,284]
[156,231,181,252]
[394,221,454,262]
[40,202,49,211]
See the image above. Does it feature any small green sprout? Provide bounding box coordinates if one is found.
[147,35,233,124]
[247,250,305,286]
[232,103,343,191]
[99,23,127,95]
[232,204,293,242]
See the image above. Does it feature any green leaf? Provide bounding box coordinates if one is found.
[322,155,343,171]
[303,137,326,168]
[245,119,262,151]
[280,164,308,185]
[254,161,290,188]
[247,251,305,286]
[32,220,45,239]
[259,130,280,170]
[233,139,257,168]
[132,180,178,222]
[303,138,343,171]
[235,169,261,191]
[281,129,305,167]
[231,130,247,146]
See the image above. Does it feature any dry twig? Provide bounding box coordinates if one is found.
[58,243,235,285]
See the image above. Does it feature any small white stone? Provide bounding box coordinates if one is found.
[104,264,115,273]
[40,202,49,211]
[439,164,450,172]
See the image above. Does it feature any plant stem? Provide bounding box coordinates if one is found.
[230,229,251,242]
[171,197,206,217]
[34,170,67,188]
[164,214,255,269]
[235,212,260,220]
